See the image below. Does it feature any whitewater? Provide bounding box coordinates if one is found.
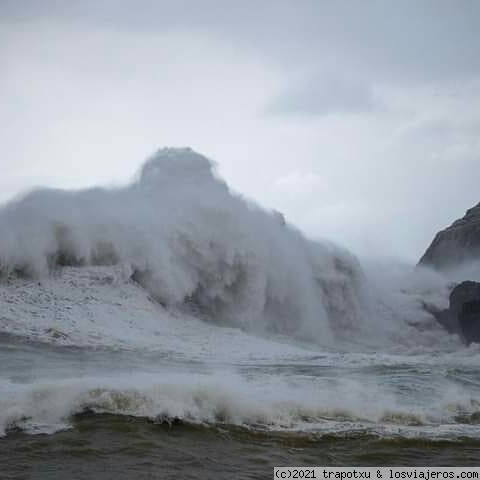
[1,149,480,476]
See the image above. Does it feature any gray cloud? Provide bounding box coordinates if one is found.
[2,0,479,84]
[268,73,378,116]
[1,0,480,261]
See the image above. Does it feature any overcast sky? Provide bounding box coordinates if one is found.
[1,0,479,261]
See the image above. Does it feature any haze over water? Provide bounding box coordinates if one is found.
[1,149,480,478]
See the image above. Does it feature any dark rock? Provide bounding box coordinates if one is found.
[430,281,480,344]
[450,281,480,317]
[419,202,480,270]
[459,299,480,345]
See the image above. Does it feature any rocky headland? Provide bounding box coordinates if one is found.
[419,202,480,270]
[420,202,480,344]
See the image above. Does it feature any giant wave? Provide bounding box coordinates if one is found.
[0,148,459,347]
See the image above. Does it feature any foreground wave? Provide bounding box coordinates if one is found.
[2,362,480,440]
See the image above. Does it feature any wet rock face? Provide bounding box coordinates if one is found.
[458,299,480,345]
[431,281,480,345]
[419,203,480,270]
[450,281,480,318]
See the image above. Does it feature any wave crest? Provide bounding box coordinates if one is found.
[0,147,368,341]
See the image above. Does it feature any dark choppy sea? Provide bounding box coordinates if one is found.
[1,333,480,479]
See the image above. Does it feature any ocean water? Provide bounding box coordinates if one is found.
[1,148,479,479]
[1,325,480,480]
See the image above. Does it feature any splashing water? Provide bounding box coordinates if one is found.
[0,147,479,450]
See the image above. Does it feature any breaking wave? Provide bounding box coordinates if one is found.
[2,372,479,439]
[0,147,464,346]
[0,148,371,343]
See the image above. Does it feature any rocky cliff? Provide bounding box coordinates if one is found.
[429,281,480,345]
[419,202,480,270]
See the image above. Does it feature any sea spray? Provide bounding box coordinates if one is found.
[0,148,368,342]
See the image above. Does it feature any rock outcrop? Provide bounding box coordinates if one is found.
[419,202,480,270]
[430,281,480,345]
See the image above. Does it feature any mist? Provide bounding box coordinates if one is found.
[1,0,479,261]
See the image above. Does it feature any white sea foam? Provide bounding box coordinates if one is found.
[1,148,479,445]
[1,370,479,439]
[0,147,466,348]
[0,148,372,344]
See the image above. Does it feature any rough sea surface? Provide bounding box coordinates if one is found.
[1,325,480,480]
[1,149,479,478]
